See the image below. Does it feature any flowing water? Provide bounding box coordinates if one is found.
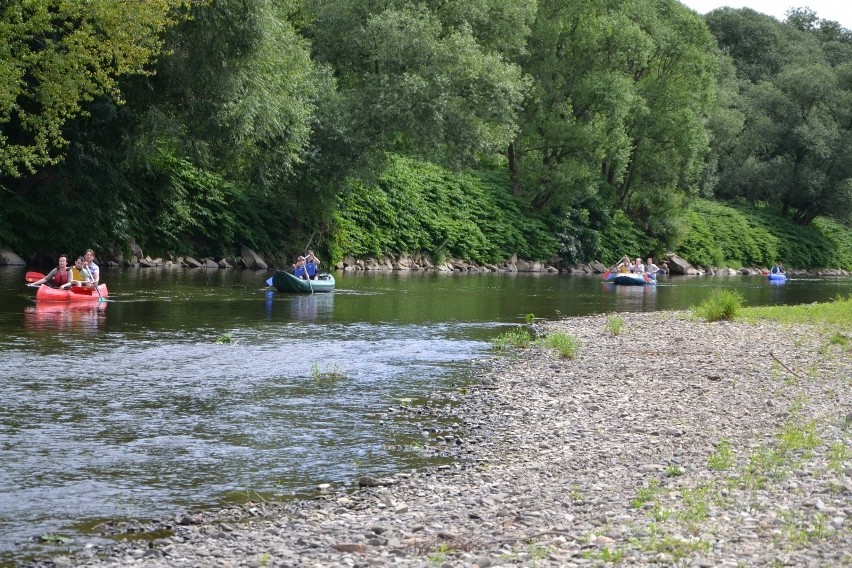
[0,266,849,561]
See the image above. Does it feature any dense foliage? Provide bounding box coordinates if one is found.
[678,199,852,270]
[333,155,557,264]
[0,1,850,267]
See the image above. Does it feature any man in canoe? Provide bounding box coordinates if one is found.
[69,256,91,287]
[305,250,321,280]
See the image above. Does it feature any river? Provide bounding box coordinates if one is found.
[1,266,849,562]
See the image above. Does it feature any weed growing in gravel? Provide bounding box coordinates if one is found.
[777,511,835,548]
[582,547,625,563]
[427,542,452,564]
[708,438,735,471]
[827,441,848,473]
[631,479,662,509]
[527,542,551,565]
[535,332,579,358]
[567,483,583,501]
[777,420,821,456]
[676,485,713,525]
[643,533,711,563]
[693,289,744,322]
[525,312,536,324]
[828,331,849,347]
[492,326,533,350]
[665,464,683,477]
[605,315,624,336]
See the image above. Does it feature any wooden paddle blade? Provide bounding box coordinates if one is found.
[25,271,45,283]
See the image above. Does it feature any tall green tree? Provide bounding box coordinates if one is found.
[706,8,852,225]
[301,0,533,166]
[514,0,718,261]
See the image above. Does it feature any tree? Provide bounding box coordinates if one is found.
[514,0,718,260]
[707,8,852,225]
[301,0,533,165]
[0,0,194,178]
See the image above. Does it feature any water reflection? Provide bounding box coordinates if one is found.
[289,293,334,321]
[601,282,658,312]
[23,303,107,332]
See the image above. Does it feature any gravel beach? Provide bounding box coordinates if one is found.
[34,312,851,567]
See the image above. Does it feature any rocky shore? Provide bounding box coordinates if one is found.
[32,312,851,567]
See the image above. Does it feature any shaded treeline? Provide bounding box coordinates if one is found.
[0,1,850,267]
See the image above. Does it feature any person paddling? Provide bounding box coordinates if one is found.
[28,255,72,288]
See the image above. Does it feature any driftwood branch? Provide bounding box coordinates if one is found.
[770,351,801,379]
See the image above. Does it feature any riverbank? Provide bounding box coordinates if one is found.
[31,312,852,567]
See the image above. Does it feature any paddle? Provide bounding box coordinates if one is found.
[265,276,274,287]
[81,266,106,303]
[25,271,45,283]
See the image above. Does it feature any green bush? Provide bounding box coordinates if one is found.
[693,289,744,322]
[678,199,852,270]
[536,332,580,358]
[333,155,558,264]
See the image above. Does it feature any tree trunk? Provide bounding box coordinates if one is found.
[508,141,522,198]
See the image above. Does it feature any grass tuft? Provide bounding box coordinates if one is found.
[535,332,580,358]
[693,289,744,322]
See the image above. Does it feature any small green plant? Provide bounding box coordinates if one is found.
[215,332,233,344]
[631,479,662,509]
[677,485,712,524]
[525,312,536,324]
[535,332,579,358]
[582,546,625,563]
[311,362,347,382]
[708,438,735,471]
[258,552,271,567]
[39,534,73,544]
[828,331,849,347]
[568,483,583,501]
[427,542,453,564]
[827,441,848,473]
[665,464,683,477]
[693,289,744,322]
[777,420,821,455]
[492,326,533,350]
[605,315,624,336]
[528,542,551,564]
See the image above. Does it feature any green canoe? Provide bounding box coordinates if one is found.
[272,271,336,293]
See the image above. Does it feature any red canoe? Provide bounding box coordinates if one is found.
[34,284,109,302]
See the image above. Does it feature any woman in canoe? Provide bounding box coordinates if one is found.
[28,254,73,288]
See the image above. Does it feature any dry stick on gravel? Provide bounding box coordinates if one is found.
[769,351,802,379]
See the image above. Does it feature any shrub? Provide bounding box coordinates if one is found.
[693,289,744,322]
[536,332,580,358]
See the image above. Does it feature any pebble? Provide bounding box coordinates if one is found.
[24,312,852,567]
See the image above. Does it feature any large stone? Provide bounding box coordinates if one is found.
[128,238,143,260]
[239,246,268,270]
[0,248,26,266]
[666,254,693,275]
[591,260,608,273]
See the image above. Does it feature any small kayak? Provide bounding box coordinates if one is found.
[610,273,655,286]
[767,273,787,282]
[272,271,335,293]
[35,284,108,302]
